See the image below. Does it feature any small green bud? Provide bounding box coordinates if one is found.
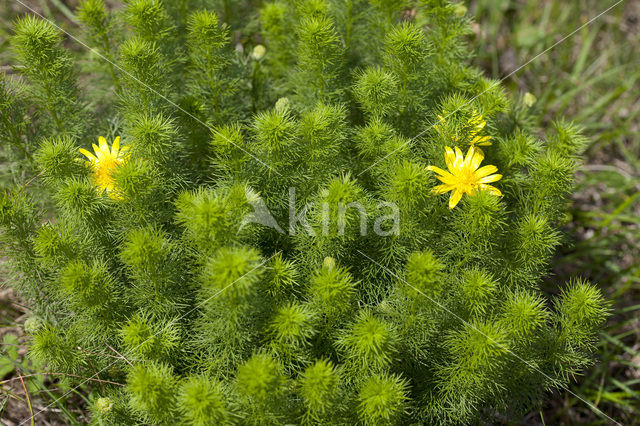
[385,23,425,66]
[322,256,336,269]
[454,4,468,17]
[33,222,79,268]
[548,120,588,157]
[56,178,107,221]
[60,259,116,312]
[30,323,84,372]
[96,397,113,414]
[24,316,43,335]
[453,189,504,247]
[275,97,290,112]
[114,158,157,200]
[251,44,267,60]
[523,92,536,107]
[120,313,179,362]
[318,175,368,236]
[497,129,541,167]
[384,160,431,209]
[124,0,173,42]
[120,226,172,273]
[175,187,252,254]
[12,16,65,72]
[514,214,560,268]
[209,123,245,159]
[187,10,227,51]
[128,112,177,160]
[300,102,347,153]
[446,320,509,372]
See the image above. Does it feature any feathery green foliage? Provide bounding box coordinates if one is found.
[0,0,610,424]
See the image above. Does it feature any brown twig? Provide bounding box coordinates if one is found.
[17,374,34,426]
[86,358,105,393]
[23,170,44,187]
[105,343,133,367]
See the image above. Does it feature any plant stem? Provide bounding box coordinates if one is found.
[101,34,122,93]
[43,83,64,133]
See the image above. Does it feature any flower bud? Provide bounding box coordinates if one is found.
[322,256,336,269]
[275,97,290,112]
[251,44,266,60]
[454,4,468,17]
[523,92,537,107]
[96,397,113,414]
[24,317,43,335]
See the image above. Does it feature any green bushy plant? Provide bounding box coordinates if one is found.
[1,0,608,424]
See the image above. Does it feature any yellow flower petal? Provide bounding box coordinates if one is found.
[471,149,485,169]
[428,165,458,184]
[480,184,502,196]
[475,165,497,178]
[427,165,451,177]
[99,136,109,151]
[433,184,455,194]
[79,148,97,162]
[479,173,502,184]
[93,143,106,160]
[111,136,120,157]
[453,146,464,169]
[464,145,478,166]
[436,174,458,186]
[449,190,463,209]
[470,135,492,146]
[444,146,456,169]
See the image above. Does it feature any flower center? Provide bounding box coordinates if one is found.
[95,156,118,187]
[457,168,480,193]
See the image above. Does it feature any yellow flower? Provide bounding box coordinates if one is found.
[427,145,502,209]
[433,114,446,134]
[465,110,492,147]
[79,136,128,199]
[434,110,492,147]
